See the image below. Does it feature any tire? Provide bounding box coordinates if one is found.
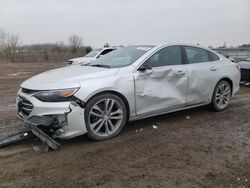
[84,93,127,141]
[211,80,231,111]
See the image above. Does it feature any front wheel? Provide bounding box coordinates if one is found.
[211,80,231,111]
[84,93,127,141]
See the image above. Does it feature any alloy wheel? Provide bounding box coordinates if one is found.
[88,98,124,137]
[215,82,231,110]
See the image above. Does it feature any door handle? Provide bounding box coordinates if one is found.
[175,70,185,75]
[144,69,153,74]
[210,67,217,71]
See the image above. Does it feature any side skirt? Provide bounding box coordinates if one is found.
[129,101,210,122]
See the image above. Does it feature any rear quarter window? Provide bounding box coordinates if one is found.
[208,51,220,61]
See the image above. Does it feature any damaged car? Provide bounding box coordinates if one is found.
[238,56,250,81]
[17,44,241,141]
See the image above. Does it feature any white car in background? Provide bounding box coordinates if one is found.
[67,47,117,65]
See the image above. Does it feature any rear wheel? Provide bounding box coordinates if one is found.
[211,80,231,111]
[84,93,127,141]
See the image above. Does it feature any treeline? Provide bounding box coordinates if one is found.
[239,44,250,48]
[214,43,250,50]
[0,30,92,63]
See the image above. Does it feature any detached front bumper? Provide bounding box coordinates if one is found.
[17,91,87,139]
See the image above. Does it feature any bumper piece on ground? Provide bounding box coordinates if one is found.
[0,131,34,148]
[31,127,61,151]
[0,126,61,152]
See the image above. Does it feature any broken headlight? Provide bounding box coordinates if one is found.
[34,88,79,102]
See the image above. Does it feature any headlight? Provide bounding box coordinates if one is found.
[34,88,79,102]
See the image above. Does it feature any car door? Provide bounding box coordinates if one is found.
[183,46,221,105]
[133,45,188,117]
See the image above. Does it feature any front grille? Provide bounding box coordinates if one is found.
[27,116,53,126]
[18,97,34,117]
[241,69,250,81]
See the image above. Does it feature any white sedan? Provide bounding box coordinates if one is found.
[17,44,241,141]
[67,47,117,65]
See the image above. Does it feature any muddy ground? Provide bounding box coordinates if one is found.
[0,63,250,188]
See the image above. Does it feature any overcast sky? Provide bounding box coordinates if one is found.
[0,0,249,48]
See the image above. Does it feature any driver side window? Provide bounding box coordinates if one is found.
[147,46,182,68]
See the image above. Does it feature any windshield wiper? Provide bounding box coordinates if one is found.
[90,64,110,68]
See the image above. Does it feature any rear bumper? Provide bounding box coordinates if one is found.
[17,92,87,139]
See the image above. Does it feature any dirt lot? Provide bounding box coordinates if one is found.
[0,63,250,188]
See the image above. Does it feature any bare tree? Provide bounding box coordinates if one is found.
[0,29,7,50]
[68,35,83,53]
[55,41,65,53]
[0,29,20,62]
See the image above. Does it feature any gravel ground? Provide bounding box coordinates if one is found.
[0,63,250,188]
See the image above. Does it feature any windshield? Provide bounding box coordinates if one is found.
[91,45,155,68]
[85,49,101,57]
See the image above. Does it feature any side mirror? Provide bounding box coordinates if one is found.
[138,63,152,71]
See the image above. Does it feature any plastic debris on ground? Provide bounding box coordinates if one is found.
[135,128,144,132]
[152,125,158,129]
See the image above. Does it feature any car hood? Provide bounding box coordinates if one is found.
[21,65,119,90]
[69,57,96,64]
[239,61,250,69]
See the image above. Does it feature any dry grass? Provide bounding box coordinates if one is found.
[239,86,250,94]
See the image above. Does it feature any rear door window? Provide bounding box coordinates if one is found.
[184,46,209,64]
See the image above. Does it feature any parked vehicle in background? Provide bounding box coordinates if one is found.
[17,44,240,141]
[216,50,236,63]
[67,47,117,65]
[238,56,250,81]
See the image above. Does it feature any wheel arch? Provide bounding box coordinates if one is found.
[85,90,130,121]
[210,77,233,111]
[216,77,233,95]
